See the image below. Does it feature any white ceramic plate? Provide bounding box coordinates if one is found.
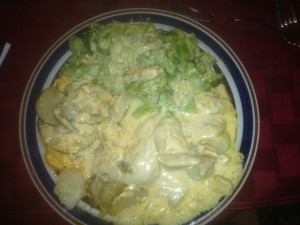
[19,8,260,225]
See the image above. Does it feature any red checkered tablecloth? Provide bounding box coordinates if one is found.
[0,0,299,224]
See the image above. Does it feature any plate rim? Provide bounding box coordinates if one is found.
[19,7,260,225]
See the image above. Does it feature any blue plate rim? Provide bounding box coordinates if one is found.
[19,8,260,225]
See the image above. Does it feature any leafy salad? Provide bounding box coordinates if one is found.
[62,21,223,116]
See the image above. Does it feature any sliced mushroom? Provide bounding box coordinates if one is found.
[57,82,113,125]
[87,176,103,207]
[154,117,188,154]
[181,114,226,144]
[35,87,64,125]
[38,121,96,154]
[200,132,230,155]
[154,170,188,204]
[97,182,127,215]
[121,137,160,185]
[187,156,216,180]
[111,186,147,215]
[195,92,235,115]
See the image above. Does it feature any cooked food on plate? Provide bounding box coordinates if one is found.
[35,21,243,225]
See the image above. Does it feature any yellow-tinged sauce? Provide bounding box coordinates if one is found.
[37,78,243,225]
[36,21,243,225]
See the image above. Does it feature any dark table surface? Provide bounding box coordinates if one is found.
[1,0,300,224]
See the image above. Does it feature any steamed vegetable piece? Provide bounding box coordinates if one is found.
[98,182,128,215]
[35,87,63,125]
[38,121,96,154]
[35,21,243,225]
[54,168,85,209]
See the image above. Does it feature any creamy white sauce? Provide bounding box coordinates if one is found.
[39,79,242,225]
[36,22,243,225]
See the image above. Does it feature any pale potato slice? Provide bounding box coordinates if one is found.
[35,87,63,125]
[54,168,85,209]
[38,121,96,154]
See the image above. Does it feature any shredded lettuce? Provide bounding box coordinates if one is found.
[60,21,223,117]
